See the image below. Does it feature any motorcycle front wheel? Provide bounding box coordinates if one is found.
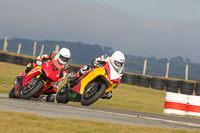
[81,83,106,106]
[20,80,44,99]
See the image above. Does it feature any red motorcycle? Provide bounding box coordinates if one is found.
[9,60,60,101]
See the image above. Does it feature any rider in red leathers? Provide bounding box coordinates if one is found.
[15,47,71,102]
[71,50,125,100]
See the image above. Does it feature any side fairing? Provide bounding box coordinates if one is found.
[107,63,121,80]
[103,61,121,85]
[22,66,41,87]
[104,58,121,80]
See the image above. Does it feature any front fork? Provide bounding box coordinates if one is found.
[14,76,23,97]
[14,84,21,97]
[34,75,51,97]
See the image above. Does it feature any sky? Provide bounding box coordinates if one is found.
[0,0,200,63]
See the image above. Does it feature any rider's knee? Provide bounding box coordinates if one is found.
[80,65,91,75]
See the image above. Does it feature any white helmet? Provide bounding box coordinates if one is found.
[57,47,71,65]
[110,51,125,71]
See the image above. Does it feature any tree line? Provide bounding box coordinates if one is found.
[1,38,200,80]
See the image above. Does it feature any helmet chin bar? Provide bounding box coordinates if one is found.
[114,60,123,67]
[110,60,122,73]
[59,55,69,62]
[58,56,67,65]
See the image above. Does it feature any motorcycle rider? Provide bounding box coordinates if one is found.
[15,47,71,102]
[71,50,125,100]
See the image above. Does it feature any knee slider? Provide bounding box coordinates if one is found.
[80,65,90,75]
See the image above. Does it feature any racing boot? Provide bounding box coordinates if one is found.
[44,86,57,102]
[46,94,55,102]
[101,91,113,100]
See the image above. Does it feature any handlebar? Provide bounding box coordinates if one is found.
[91,61,107,68]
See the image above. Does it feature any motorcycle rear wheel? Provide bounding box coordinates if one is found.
[81,83,106,106]
[56,86,69,104]
[20,80,44,99]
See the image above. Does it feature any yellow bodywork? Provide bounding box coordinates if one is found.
[26,66,41,77]
[79,67,116,95]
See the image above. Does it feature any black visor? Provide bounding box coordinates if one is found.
[60,55,69,62]
[114,60,123,67]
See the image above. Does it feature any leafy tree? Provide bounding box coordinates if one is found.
[158,58,168,63]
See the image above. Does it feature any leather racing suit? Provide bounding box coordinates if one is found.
[18,52,69,95]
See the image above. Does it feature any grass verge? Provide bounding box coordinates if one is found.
[0,61,165,114]
[1,62,200,132]
[0,111,199,133]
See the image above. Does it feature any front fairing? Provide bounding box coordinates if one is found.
[72,67,115,95]
[22,61,60,89]
[42,61,60,82]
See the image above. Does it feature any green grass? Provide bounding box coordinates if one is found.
[1,61,200,132]
[0,62,25,93]
[0,111,199,133]
[0,61,165,114]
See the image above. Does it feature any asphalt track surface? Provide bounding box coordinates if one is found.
[1,97,200,130]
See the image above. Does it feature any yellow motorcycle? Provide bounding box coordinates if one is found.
[56,62,120,106]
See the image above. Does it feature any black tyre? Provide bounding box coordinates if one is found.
[81,83,106,106]
[166,79,182,93]
[18,57,34,66]
[5,54,19,64]
[180,81,195,95]
[20,80,44,99]
[121,73,137,85]
[56,86,69,103]
[0,53,5,62]
[9,87,17,98]
[151,77,166,90]
[137,75,151,88]
[195,82,200,96]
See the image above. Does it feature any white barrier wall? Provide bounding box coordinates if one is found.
[187,95,200,116]
[164,92,200,117]
[164,92,188,115]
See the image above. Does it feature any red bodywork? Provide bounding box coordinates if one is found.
[71,62,120,94]
[103,62,120,85]
[15,61,60,97]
